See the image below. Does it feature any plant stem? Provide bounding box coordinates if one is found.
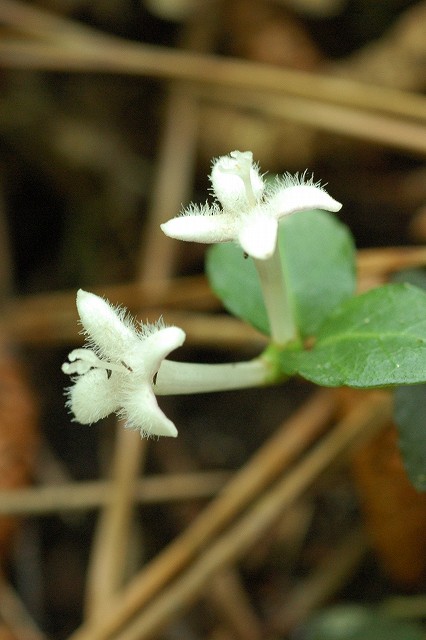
[254,247,298,346]
[155,357,271,395]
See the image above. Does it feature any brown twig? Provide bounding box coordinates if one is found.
[84,428,148,619]
[84,68,201,615]
[138,85,200,281]
[153,418,263,640]
[0,0,107,43]
[0,33,425,125]
[357,246,426,277]
[0,0,424,124]
[112,393,391,640]
[0,574,47,640]
[207,570,264,640]
[268,528,367,635]
[3,246,426,347]
[67,390,336,640]
[1,36,425,154]
[356,246,426,291]
[3,306,264,350]
[197,89,426,155]
[0,471,231,515]
[0,277,219,345]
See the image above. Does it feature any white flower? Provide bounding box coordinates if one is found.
[161,150,342,260]
[62,289,185,438]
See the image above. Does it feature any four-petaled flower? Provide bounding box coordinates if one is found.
[161,150,342,260]
[62,289,185,438]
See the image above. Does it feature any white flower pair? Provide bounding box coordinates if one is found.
[63,151,341,437]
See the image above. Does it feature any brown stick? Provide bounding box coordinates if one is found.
[0,471,231,515]
[3,247,426,346]
[357,246,426,277]
[112,394,390,640]
[197,89,426,156]
[0,0,425,122]
[67,390,336,640]
[207,570,264,640]
[0,32,425,125]
[269,528,367,635]
[3,306,264,349]
[0,574,47,640]
[138,85,200,281]
[84,429,148,618]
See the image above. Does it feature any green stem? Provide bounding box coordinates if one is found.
[254,246,298,346]
[154,357,273,395]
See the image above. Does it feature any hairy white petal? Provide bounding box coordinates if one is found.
[76,289,137,360]
[121,384,178,438]
[63,291,185,437]
[238,212,279,260]
[66,369,120,424]
[179,202,221,218]
[146,326,186,365]
[269,184,342,219]
[161,152,342,261]
[127,326,186,376]
[161,213,236,244]
[210,150,264,211]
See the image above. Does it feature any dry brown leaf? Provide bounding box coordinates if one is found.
[339,389,426,588]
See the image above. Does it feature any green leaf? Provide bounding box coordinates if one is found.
[279,283,426,387]
[281,209,356,336]
[390,268,426,490]
[206,242,269,335]
[206,210,356,337]
[301,605,424,640]
[394,385,426,491]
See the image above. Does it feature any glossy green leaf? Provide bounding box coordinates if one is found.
[279,283,426,387]
[205,210,356,337]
